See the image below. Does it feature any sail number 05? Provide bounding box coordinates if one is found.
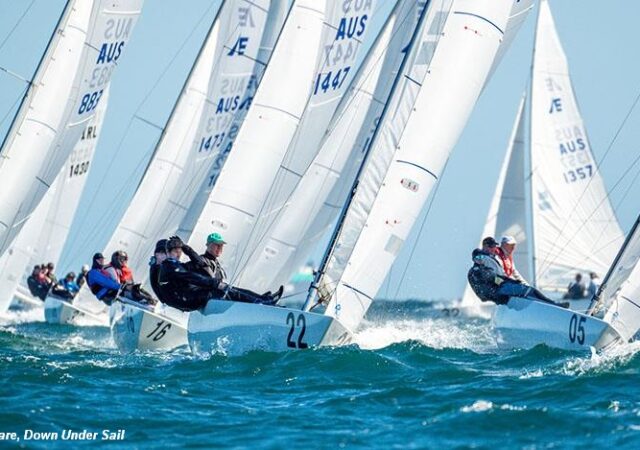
[568,314,586,345]
[286,312,308,349]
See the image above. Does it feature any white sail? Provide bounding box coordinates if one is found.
[0,91,110,313]
[102,0,281,281]
[234,0,414,292]
[460,94,528,308]
[317,0,514,333]
[227,0,380,286]
[529,0,623,290]
[181,0,337,276]
[0,0,143,256]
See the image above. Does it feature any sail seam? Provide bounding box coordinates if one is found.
[342,282,373,301]
[209,201,255,218]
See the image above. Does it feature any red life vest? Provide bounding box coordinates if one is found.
[496,248,514,277]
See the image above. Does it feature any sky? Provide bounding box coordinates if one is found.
[0,0,639,301]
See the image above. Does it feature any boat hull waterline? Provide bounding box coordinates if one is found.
[188,300,352,355]
[492,297,622,351]
[109,300,188,352]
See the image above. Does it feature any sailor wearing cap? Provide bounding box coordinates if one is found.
[495,235,527,284]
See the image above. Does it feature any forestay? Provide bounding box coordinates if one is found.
[460,95,529,308]
[235,1,421,292]
[0,0,143,256]
[530,0,623,290]
[0,92,110,313]
[103,0,283,281]
[316,0,514,333]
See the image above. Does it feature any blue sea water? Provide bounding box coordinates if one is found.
[1,300,640,449]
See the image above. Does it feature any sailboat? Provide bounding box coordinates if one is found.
[459,0,624,320]
[0,0,143,322]
[490,0,628,350]
[0,0,144,257]
[188,0,521,355]
[107,0,288,351]
[0,89,110,320]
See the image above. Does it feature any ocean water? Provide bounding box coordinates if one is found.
[1,301,640,449]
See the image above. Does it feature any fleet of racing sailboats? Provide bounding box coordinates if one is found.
[1,0,639,355]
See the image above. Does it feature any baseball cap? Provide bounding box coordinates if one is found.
[482,236,499,248]
[92,252,104,261]
[206,232,226,245]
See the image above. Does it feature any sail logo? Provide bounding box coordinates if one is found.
[214,95,253,114]
[549,98,563,113]
[559,138,586,154]
[400,178,419,192]
[228,37,249,56]
[537,191,552,211]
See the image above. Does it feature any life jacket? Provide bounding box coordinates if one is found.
[88,268,112,295]
[120,265,134,283]
[496,248,514,277]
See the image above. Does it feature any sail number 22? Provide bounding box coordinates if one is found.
[286,312,308,349]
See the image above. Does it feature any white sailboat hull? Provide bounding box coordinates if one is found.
[492,297,622,351]
[43,295,108,326]
[188,301,352,355]
[109,300,188,352]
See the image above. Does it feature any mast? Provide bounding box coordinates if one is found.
[303,0,432,312]
[525,1,541,288]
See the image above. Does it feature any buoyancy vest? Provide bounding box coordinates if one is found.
[88,268,113,295]
[496,248,514,277]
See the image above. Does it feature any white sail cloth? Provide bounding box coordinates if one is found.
[234,0,417,292]
[320,0,514,333]
[530,0,623,290]
[0,0,143,256]
[102,0,281,281]
[0,91,110,313]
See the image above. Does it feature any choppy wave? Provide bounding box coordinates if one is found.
[1,299,640,447]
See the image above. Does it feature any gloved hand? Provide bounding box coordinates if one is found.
[218,281,229,291]
[494,276,504,286]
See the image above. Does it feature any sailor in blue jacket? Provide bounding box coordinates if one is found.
[87,253,122,303]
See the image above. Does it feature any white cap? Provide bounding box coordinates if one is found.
[501,235,517,245]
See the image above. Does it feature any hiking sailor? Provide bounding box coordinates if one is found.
[27,265,52,301]
[157,236,282,312]
[467,236,568,307]
[563,273,586,300]
[586,272,599,299]
[51,272,80,299]
[193,233,284,303]
[149,239,169,303]
[87,252,121,304]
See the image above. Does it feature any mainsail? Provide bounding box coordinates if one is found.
[0,90,110,312]
[101,0,284,281]
[529,0,623,290]
[234,0,413,292]
[0,0,143,256]
[181,0,381,280]
[311,0,514,333]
